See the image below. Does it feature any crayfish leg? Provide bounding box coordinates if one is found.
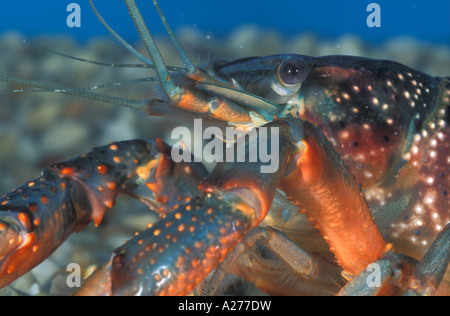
[197,225,344,296]
[279,120,389,278]
[404,223,450,296]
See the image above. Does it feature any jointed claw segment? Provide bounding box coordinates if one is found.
[0,140,158,288]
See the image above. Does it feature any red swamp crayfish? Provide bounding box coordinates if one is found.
[0,0,448,295]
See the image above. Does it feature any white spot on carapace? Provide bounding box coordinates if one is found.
[422,130,428,138]
[415,205,423,213]
[424,194,434,205]
[339,131,350,140]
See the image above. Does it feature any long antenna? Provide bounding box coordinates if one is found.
[0,74,146,111]
[28,41,185,72]
[124,0,181,99]
[88,0,154,67]
[152,0,196,74]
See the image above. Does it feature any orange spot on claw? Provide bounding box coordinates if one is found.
[97,165,108,175]
[61,167,75,176]
[40,196,48,204]
[110,144,118,151]
[18,213,29,228]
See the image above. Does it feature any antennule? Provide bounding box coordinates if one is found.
[124,0,181,99]
[89,0,154,67]
[152,0,196,74]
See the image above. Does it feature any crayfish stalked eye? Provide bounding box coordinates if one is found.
[272,57,309,96]
[277,58,308,86]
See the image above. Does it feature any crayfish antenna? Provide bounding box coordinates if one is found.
[27,41,185,72]
[0,74,147,112]
[124,0,182,100]
[152,0,196,74]
[88,0,155,68]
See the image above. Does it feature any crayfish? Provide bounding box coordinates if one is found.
[0,0,448,296]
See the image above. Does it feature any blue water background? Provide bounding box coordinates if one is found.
[0,0,449,45]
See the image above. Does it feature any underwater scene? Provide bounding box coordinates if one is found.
[0,0,448,296]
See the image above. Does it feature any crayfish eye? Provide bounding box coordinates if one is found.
[277,58,308,86]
